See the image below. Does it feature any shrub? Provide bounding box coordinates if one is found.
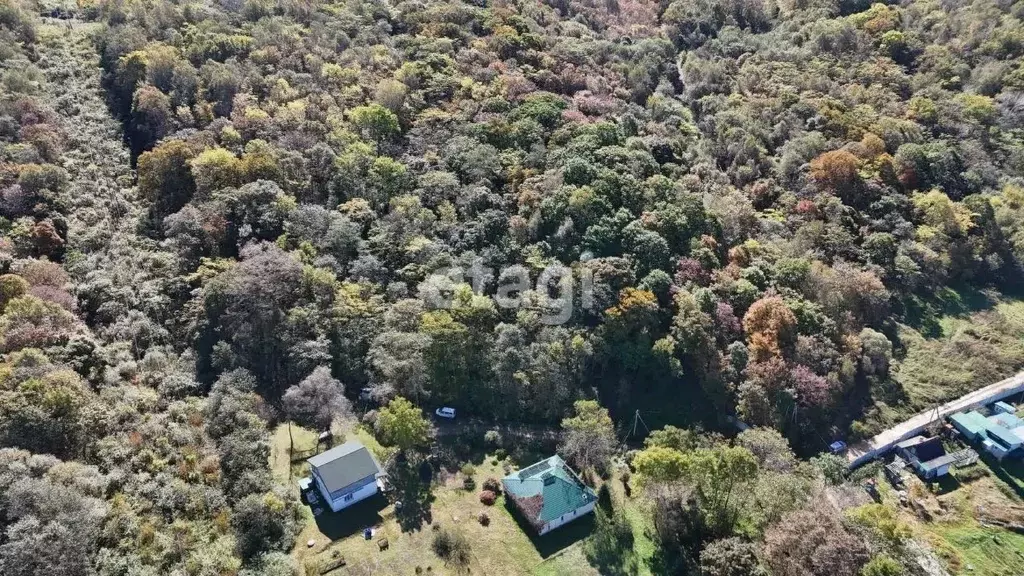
[484,429,502,446]
[478,512,490,526]
[494,448,507,460]
[479,490,496,505]
[623,449,638,470]
[460,463,476,477]
[482,477,501,493]
[361,410,378,427]
[431,528,471,568]
[861,554,904,576]
[846,504,911,545]
[463,477,476,491]
[0,274,28,310]
[955,464,987,483]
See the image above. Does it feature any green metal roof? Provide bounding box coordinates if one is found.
[985,422,1023,448]
[502,455,596,527]
[950,411,988,436]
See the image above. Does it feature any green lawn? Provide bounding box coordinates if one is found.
[287,445,602,575]
[277,428,661,576]
[888,455,1024,576]
[532,468,657,576]
[928,522,1024,576]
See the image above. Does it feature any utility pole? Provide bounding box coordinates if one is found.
[622,409,651,446]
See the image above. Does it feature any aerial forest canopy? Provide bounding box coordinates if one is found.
[90,0,1024,445]
[1,0,1024,571]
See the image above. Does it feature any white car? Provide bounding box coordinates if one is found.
[435,407,456,419]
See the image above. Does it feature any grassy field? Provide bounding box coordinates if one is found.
[927,521,1024,576]
[861,289,1024,433]
[873,455,1024,576]
[272,422,658,575]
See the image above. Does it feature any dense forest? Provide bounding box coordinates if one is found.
[1,0,1024,572]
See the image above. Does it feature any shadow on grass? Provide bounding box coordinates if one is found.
[434,431,559,473]
[390,457,436,532]
[899,286,997,338]
[503,496,595,559]
[982,453,1024,499]
[929,473,961,495]
[310,493,389,541]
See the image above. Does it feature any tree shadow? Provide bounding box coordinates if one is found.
[583,510,640,576]
[389,456,436,532]
[309,493,388,541]
[899,285,998,338]
[434,431,490,471]
[981,453,1024,499]
[928,473,961,495]
[503,496,594,559]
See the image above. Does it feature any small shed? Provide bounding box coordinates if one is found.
[949,411,988,441]
[994,401,1015,415]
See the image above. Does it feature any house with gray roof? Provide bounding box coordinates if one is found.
[895,436,955,479]
[502,455,597,535]
[307,440,383,512]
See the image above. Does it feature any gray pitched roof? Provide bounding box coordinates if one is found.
[307,440,382,493]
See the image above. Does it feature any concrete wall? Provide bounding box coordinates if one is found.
[847,371,1024,469]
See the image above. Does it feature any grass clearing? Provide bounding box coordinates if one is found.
[287,447,596,575]
[279,429,659,576]
[927,521,1024,575]
[861,291,1024,434]
[880,454,1024,576]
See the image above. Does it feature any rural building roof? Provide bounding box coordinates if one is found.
[911,437,946,462]
[985,423,1023,448]
[895,436,928,450]
[989,412,1024,430]
[307,440,382,494]
[950,411,989,436]
[994,401,1015,414]
[502,455,596,528]
[919,453,958,471]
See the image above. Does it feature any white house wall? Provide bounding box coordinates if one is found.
[539,501,596,535]
[325,478,378,512]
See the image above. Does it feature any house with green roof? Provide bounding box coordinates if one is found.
[949,411,989,440]
[949,409,1023,461]
[502,455,597,535]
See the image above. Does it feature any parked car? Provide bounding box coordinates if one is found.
[435,407,456,419]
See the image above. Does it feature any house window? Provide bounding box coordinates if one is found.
[343,493,354,502]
